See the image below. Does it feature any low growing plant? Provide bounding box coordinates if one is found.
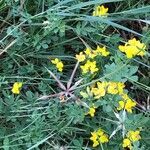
[0,0,150,150]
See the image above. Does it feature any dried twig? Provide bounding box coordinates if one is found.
[45,67,66,90]
[67,61,79,89]
[38,92,65,100]
[39,62,84,104]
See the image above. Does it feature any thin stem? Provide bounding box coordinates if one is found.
[67,61,79,89]
[38,92,65,100]
[45,67,66,90]
[0,39,17,56]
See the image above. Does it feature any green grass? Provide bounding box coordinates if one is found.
[0,0,150,149]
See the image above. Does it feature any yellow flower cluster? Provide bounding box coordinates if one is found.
[80,60,98,74]
[117,93,136,113]
[91,81,125,99]
[119,38,146,58]
[76,46,109,74]
[90,129,109,147]
[76,46,110,62]
[95,46,110,57]
[12,82,23,94]
[80,81,136,113]
[80,82,125,99]
[93,5,108,17]
[51,58,64,72]
[123,130,141,149]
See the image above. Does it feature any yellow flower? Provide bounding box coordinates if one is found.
[90,81,125,98]
[76,52,86,62]
[84,47,91,55]
[123,130,141,149]
[91,87,105,99]
[12,82,23,94]
[106,81,125,95]
[93,140,99,147]
[99,134,109,143]
[117,99,136,113]
[51,58,59,64]
[90,131,99,147]
[84,47,96,59]
[57,62,64,72]
[90,129,109,147]
[95,46,110,56]
[90,61,99,73]
[91,82,106,99]
[117,82,125,94]
[51,58,64,72]
[87,107,96,117]
[127,130,141,142]
[97,129,104,136]
[119,38,146,58]
[80,60,98,74]
[93,5,108,17]
[90,131,98,141]
[121,93,130,100]
[125,99,136,113]
[122,138,132,149]
[107,82,118,94]
[80,62,89,74]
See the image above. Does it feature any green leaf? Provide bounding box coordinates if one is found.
[64,0,123,11]
[3,137,9,150]
[105,105,113,113]
[104,61,139,82]
[79,16,142,36]
[117,5,150,15]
